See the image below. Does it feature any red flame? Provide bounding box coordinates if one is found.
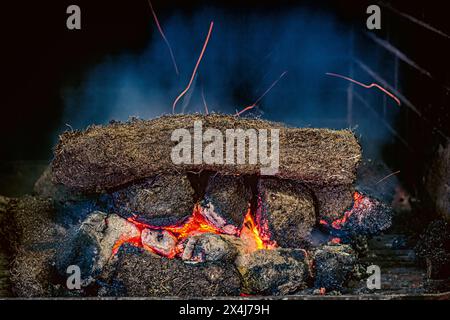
[111,203,275,259]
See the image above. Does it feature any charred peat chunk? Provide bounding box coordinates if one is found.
[104,174,195,226]
[313,243,356,291]
[258,178,315,247]
[201,174,251,227]
[340,193,392,236]
[311,184,355,222]
[319,192,393,238]
[181,233,239,263]
[236,248,311,295]
[100,245,241,297]
[56,211,142,287]
[141,229,178,257]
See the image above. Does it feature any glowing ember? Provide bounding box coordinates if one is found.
[330,238,341,244]
[331,191,365,230]
[111,202,275,259]
[320,191,367,230]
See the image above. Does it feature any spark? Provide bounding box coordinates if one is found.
[376,170,401,185]
[172,21,214,114]
[147,0,179,75]
[326,72,401,106]
[235,71,288,116]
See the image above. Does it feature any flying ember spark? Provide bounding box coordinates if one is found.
[235,71,288,116]
[172,21,214,114]
[147,0,179,75]
[325,72,401,106]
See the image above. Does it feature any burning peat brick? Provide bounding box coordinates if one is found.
[51,114,360,192]
[258,178,315,247]
[311,184,355,221]
[313,243,356,291]
[100,244,241,297]
[141,229,177,257]
[181,233,239,263]
[201,174,251,227]
[235,248,311,295]
[340,193,392,236]
[105,174,195,226]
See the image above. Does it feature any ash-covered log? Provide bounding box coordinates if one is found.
[51,114,361,192]
[99,245,241,297]
[258,178,316,247]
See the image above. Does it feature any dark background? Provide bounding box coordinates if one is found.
[1,0,449,198]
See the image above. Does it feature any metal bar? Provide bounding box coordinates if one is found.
[365,32,433,79]
[379,1,450,40]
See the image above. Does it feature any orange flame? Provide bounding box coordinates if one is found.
[111,203,275,258]
[239,208,275,251]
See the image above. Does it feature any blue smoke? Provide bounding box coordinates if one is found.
[61,5,400,161]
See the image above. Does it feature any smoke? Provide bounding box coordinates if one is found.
[61,5,400,164]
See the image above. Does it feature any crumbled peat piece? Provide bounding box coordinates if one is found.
[235,248,311,295]
[340,193,392,236]
[105,174,195,226]
[201,174,251,227]
[100,245,241,297]
[4,196,64,297]
[415,220,450,279]
[52,114,361,192]
[258,178,315,247]
[310,184,354,221]
[313,243,356,291]
[181,233,239,263]
[141,229,177,257]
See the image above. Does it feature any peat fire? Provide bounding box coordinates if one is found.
[111,202,276,259]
